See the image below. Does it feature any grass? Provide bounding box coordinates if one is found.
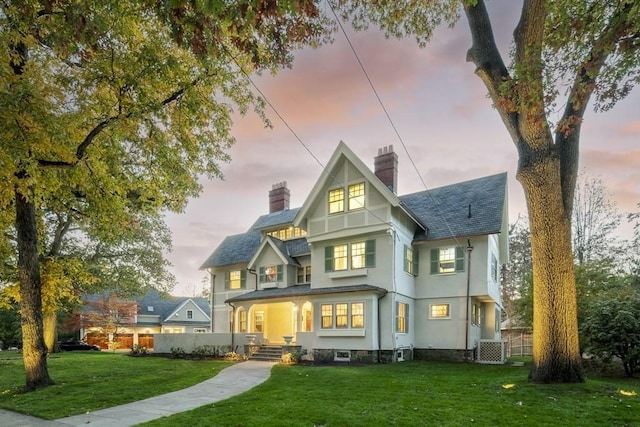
[142,360,640,427]
[1,352,639,426]
[0,350,232,419]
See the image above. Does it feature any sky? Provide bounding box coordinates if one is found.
[165,1,640,297]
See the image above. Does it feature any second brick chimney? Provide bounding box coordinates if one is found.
[374,145,398,193]
[269,181,290,213]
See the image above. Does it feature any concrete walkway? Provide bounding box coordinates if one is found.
[1,360,275,427]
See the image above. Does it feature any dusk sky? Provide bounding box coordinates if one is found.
[165,2,640,296]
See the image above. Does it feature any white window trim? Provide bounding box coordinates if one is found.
[429,303,451,319]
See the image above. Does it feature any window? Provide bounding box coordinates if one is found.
[239,310,247,333]
[351,242,366,269]
[225,270,246,289]
[297,266,312,283]
[351,302,364,328]
[254,311,264,332]
[348,183,365,210]
[491,254,499,282]
[335,303,348,328]
[472,302,482,325]
[404,246,419,275]
[187,310,193,319]
[259,265,283,283]
[430,247,465,274]
[333,244,348,271]
[321,302,364,329]
[396,302,409,333]
[430,304,450,319]
[328,188,345,214]
[325,240,375,272]
[267,226,307,240]
[321,304,333,328]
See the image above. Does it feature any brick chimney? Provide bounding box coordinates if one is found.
[374,145,398,193]
[269,181,290,213]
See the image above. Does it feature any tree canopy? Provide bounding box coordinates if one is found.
[1,0,331,390]
[335,0,640,382]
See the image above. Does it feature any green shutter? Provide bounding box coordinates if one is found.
[365,239,375,267]
[455,246,465,272]
[277,264,283,281]
[325,246,334,271]
[414,250,419,276]
[224,271,230,289]
[430,248,438,274]
[240,270,247,288]
[258,267,265,283]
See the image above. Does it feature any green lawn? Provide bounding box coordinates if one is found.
[0,351,232,419]
[1,352,638,426]
[142,360,640,427]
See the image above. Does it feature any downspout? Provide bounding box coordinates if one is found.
[465,239,473,362]
[390,227,397,360]
[377,290,387,363]
[248,268,257,291]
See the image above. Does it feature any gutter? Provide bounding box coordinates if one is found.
[465,240,473,362]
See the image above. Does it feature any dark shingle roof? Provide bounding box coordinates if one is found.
[226,284,387,303]
[251,208,300,230]
[201,173,506,269]
[199,230,261,269]
[135,289,210,319]
[400,172,506,242]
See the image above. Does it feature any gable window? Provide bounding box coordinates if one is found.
[348,183,365,210]
[430,303,450,319]
[259,265,283,283]
[396,302,409,333]
[325,240,375,272]
[225,270,246,289]
[351,302,364,328]
[404,246,419,276]
[430,247,465,274]
[187,310,193,319]
[297,266,312,283]
[321,304,333,328]
[328,188,345,214]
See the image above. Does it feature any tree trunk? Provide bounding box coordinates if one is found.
[43,312,59,353]
[518,157,584,383]
[16,188,54,390]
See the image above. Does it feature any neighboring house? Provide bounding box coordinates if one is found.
[81,290,211,349]
[200,142,509,362]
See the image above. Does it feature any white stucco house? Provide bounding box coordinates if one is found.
[200,142,509,363]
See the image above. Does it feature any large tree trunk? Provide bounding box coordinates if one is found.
[43,312,59,353]
[518,157,584,383]
[16,188,54,390]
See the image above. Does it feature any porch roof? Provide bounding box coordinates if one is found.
[225,284,387,303]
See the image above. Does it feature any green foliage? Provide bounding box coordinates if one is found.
[581,297,640,377]
[129,344,148,356]
[170,347,187,359]
[0,305,21,349]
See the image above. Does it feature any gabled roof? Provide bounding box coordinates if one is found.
[135,290,210,319]
[163,298,211,322]
[247,236,300,269]
[251,208,300,230]
[293,141,417,228]
[400,172,507,242]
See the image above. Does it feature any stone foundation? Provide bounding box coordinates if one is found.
[414,348,475,362]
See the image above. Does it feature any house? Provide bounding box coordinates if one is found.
[81,290,211,349]
[200,142,508,362]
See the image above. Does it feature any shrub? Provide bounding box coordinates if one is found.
[129,344,148,356]
[224,351,247,361]
[170,347,186,359]
[192,345,220,359]
[581,297,640,377]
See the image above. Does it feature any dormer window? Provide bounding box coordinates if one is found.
[259,264,283,283]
